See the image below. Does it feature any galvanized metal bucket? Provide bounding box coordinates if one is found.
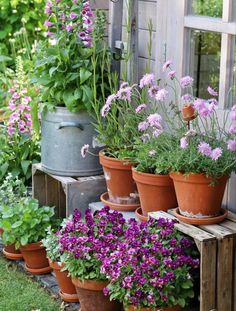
[41,107,102,176]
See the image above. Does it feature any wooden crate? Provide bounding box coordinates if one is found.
[150,210,236,311]
[32,163,106,218]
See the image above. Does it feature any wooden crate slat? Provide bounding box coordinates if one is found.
[199,224,235,239]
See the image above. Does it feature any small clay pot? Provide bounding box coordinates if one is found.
[72,278,122,311]
[20,241,51,275]
[99,151,139,207]
[3,244,23,261]
[49,260,79,302]
[181,104,196,122]
[135,207,148,222]
[125,304,181,311]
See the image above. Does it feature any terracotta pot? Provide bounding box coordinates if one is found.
[181,104,196,122]
[49,260,79,302]
[0,227,3,236]
[132,169,177,216]
[20,241,51,275]
[125,304,181,311]
[99,151,139,206]
[72,278,122,311]
[135,207,148,222]
[3,244,23,261]
[170,172,228,219]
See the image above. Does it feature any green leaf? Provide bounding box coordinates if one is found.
[20,236,29,246]
[62,90,75,109]
[0,55,12,62]
[21,160,31,176]
[49,66,58,77]
[80,68,92,84]
[0,162,9,177]
[12,220,23,228]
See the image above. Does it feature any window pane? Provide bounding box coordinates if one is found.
[190,30,221,98]
[229,40,236,107]
[191,0,222,18]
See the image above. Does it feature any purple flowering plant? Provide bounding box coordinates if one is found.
[33,0,112,112]
[101,217,199,309]
[59,206,127,280]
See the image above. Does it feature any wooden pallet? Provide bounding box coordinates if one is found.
[32,163,106,218]
[150,210,236,311]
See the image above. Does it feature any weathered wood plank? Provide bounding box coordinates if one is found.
[45,175,60,217]
[32,167,47,207]
[199,224,235,239]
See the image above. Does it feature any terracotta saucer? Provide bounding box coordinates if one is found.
[59,290,79,303]
[135,207,148,222]
[25,264,52,275]
[3,248,23,261]
[173,208,228,225]
[100,192,139,211]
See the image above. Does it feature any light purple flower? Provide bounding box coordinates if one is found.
[66,24,73,32]
[46,31,54,37]
[69,12,77,19]
[180,137,188,149]
[8,100,16,110]
[120,82,129,89]
[44,20,53,27]
[148,85,159,98]
[147,113,162,127]
[210,148,222,161]
[180,76,194,88]
[138,121,149,132]
[207,86,218,97]
[149,150,156,156]
[117,87,132,102]
[139,73,155,88]
[182,94,193,101]
[106,94,117,107]
[152,128,163,137]
[198,142,212,156]
[168,70,176,79]
[83,18,93,26]
[230,109,236,121]
[162,60,172,72]
[135,104,147,113]
[12,92,20,99]
[81,144,89,158]
[227,140,236,152]
[7,127,15,136]
[229,124,236,134]
[155,89,168,102]
[101,104,111,117]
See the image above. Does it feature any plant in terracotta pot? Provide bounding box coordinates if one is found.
[101,217,199,311]
[32,0,114,177]
[59,206,126,311]
[0,197,54,274]
[42,222,79,302]
[0,173,27,260]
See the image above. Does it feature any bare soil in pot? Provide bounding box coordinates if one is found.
[49,260,79,302]
[132,169,177,216]
[72,278,122,311]
[99,151,139,206]
[20,241,51,274]
[170,172,228,219]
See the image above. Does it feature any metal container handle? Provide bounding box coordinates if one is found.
[57,122,84,131]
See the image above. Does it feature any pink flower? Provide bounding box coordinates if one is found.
[168,70,176,79]
[69,12,77,19]
[120,82,129,89]
[230,109,236,121]
[182,94,193,101]
[180,76,194,88]
[66,25,73,32]
[152,128,163,137]
[147,113,162,127]
[138,121,149,132]
[8,100,16,110]
[135,104,147,113]
[44,20,53,27]
[227,140,236,152]
[207,86,218,97]
[101,104,111,117]
[117,87,132,102]
[156,89,168,102]
[22,96,32,104]
[81,144,89,158]
[12,92,20,99]
[162,60,172,72]
[106,94,117,107]
[46,31,54,36]
[7,127,15,136]
[210,148,222,161]
[139,73,155,88]
[229,124,236,134]
[198,142,212,156]
[148,85,159,98]
[180,137,188,149]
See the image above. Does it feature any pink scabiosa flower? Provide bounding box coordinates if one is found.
[227,140,236,152]
[155,89,168,102]
[152,128,163,137]
[198,142,212,156]
[148,85,159,98]
[230,105,236,121]
[210,147,222,161]
[135,104,147,113]
[168,70,176,80]
[229,124,236,134]
[207,86,218,97]
[180,76,194,88]
[182,94,193,102]
[162,60,172,72]
[139,73,155,88]
[117,87,132,102]
[180,137,188,149]
[138,121,149,132]
[147,113,162,127]
[81,144,89,158]
[106,94,117,107]
[120,81,129,89]
[101,104,111,118]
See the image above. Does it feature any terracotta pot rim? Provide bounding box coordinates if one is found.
[132,168,172,186]
[20,241,44,251]
[72,277,109,291]
[170,172,229,183]
[135,207,148,222]
[3,248,24,261]
[59,290,79,303]
[99,150,133,170]
[25,263,52,275]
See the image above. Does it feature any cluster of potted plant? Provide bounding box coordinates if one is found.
[41,206,199,311]
[83,61,236,224]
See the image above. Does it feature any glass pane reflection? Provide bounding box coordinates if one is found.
[192,0,222,18]
[190,30,221,99]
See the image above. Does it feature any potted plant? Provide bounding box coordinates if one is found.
[59,206,126,311]
[42,223,79,302]
[0,174,26,261]
[101,217,199,311]
[0,197,54,274]
[33,0,113,177]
